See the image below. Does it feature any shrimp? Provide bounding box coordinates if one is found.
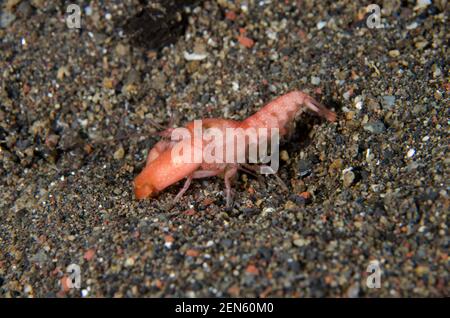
[133,90,336,207]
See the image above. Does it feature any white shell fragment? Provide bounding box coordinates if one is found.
[407,148,416,158]
[183,51,208,61]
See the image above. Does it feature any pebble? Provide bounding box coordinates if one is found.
[432,64,442,78]
[115,43,130,56]
[0,12,16,28]
[183,51,208,61]
[415,41,428,49]
[406,149,416,158]
[125,257,135,267]
[280,150,289,161]
[381,96,396,109]
[342,168,356,187]
[113,146,125,160]
[311,76,321,85]
[388,50,400,58]
[363,121,386,134]
[298,159,312,177]
[237,35,255,49]
[406,22,419,30]
[316,21,327,30]
[293,238,310,247]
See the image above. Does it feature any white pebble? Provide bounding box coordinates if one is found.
[406,148,416,158]
[311,76,321,85]
[354,96,363,110]
[164,241,173,249]
[317,21,327,30]
[406,22,419,30]
[183,51,208,61]
[266,29,278,40]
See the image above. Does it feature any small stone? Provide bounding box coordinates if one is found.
[164,235,174,249]
[406,22,419,30]
[298,159,312,177]
[83,249,95,261]
[311,76,321,85]
[113,146,125,160]
[415,41,428,49]
[388,50,400,57]
[57,66,70,80]
[415,265,429,276]
[432,64,442,78]
[17,1,33,18]
[329,159,343,174]
[343,90,353,100]
[45,134,60,149]
[30,250,48,264]
[406,148,416,158]
[125,257,135,267]
[237,35,255,49]
[125,69,140,85]
[381,96,396,109]
[367,98,380,112]
[284,201,297,210]
[0,12,16,28]
[187,61,200,74]
[354,95,363,110]
[183,51,208,61]
[102,77,114,89]
[293,238,309,247]
[345,111,355,121]
[245,264,259,275]
[186,249,200,257]
[299,191,312,202]
[225,10,237,21]
[280,150,289,161]
[363,121,385,134]
[115,43,129,56]
[317,21,327,30]
[342,168,355,187]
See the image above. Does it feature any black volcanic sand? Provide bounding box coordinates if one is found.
[0,0,448,297]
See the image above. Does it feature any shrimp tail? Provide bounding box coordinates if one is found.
[240,90,336,136]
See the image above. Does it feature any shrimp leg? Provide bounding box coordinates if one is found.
[173,175,193,203]
[224,165,238,208]
[172,170,220,204]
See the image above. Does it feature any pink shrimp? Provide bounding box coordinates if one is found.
[133,90,336,206]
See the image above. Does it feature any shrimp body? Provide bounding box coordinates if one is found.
[133,90,336,205]
[134,118,240,199]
